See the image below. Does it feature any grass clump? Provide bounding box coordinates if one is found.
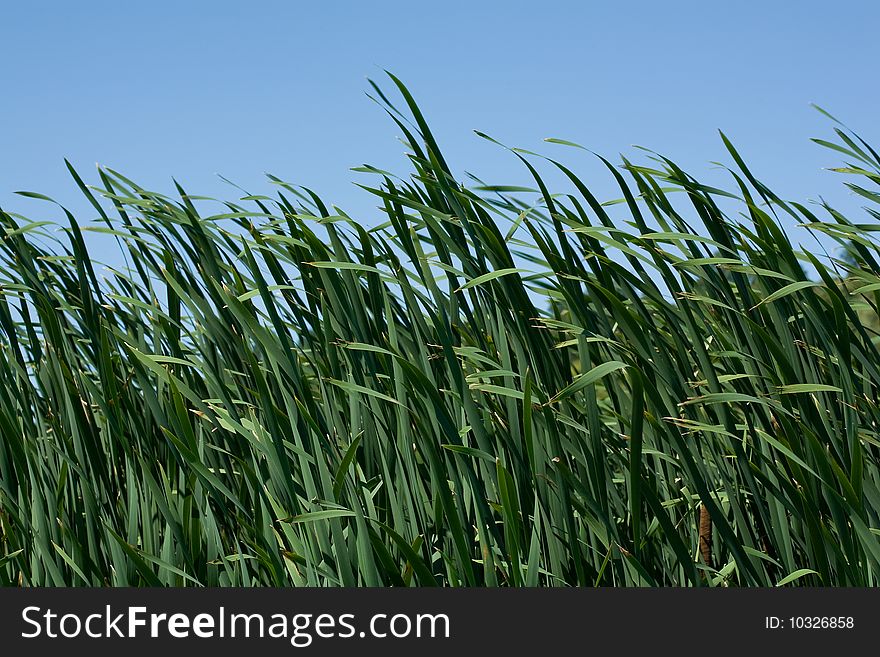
[1,76,880,586]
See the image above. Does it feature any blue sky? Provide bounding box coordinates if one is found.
[2,1,878,239]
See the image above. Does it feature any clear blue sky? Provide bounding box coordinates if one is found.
[2,1,878,240]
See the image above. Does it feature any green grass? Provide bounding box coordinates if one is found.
[1,75,880,586]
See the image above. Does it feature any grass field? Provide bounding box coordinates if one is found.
[1,76,879,586]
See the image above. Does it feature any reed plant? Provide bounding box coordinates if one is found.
[1,76,879,586]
